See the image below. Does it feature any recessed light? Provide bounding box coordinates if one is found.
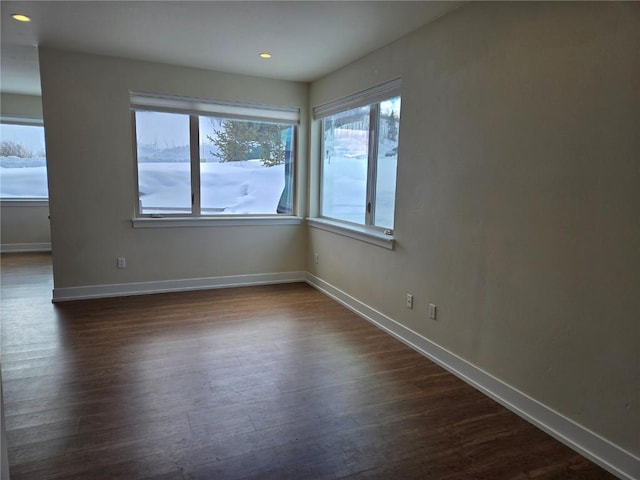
[259,53,272,59]
[11,13,31,22]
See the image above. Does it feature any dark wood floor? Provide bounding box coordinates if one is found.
[1,253,614,479]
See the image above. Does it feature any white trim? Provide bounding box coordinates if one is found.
[132,216,303,228]
[313,78,402,119]
[307,218,394,250]
[0,199,48,207]
[305,273,640,480]
[1,243,51,253]
[52,271,306,302]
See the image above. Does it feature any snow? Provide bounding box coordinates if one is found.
[0,137,395,222]
[1,123,48,198]
[0,155,287,211]
[138,160,286,214]
[0,157,48,198]
[322,127,398,229]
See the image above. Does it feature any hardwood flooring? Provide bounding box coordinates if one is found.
[1,253,614,479]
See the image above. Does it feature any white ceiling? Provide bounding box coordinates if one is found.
[1,1,462,96]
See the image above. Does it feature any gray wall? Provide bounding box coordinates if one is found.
[0,93,50,252]
[0,369,8,480]
[39,48,309,289]
[0,203,50,251]
[309,2,639,457]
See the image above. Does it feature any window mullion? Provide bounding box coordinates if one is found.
[131,111,142,217]
[189,115,201,216]
[365,104,379,226]
[319,119,327,218]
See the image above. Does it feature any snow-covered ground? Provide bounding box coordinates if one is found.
[0,144,396,223]
[1,123,48,198]
[0,155,288,212]
[138,160,286,214]
[322,129,398,229]
[0,157,48,198]
[0,111,398,225]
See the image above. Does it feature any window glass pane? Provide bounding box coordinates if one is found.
[135,111,191,214]
[321,106,369,224]
[199,117,294,215]
[0,123,48,198]
[374,97,401,229]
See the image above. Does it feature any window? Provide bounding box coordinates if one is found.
[315,80,400,231]
[0,120,48,199]
[131,93,298,217]
[135,111,191,214]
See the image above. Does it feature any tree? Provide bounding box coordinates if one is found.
[208,120,287,167]
[0,141,30,158]
[208,121,252,162]
[386,110,398,141]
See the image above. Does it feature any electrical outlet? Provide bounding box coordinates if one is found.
[429,303,437,320]
[314,253,319,264]
[117,257,126,269]
[406,293,413,309]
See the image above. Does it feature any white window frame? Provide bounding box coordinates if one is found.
[312,79,401,246]
[0,115,48,203]
[130,93,300,227]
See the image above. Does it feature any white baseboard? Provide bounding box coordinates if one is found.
[52,271,306,302]
[305,273,639,480]
[0,242,51,253]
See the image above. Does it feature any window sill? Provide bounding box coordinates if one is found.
[0,199,49,207]
[307,218,395,250]
[131,216,304,228]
